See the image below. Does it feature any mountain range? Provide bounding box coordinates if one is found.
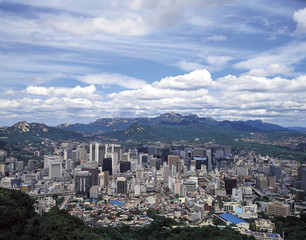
[1,113,305,161]
[57,112,290,134]
[0,120,82,144]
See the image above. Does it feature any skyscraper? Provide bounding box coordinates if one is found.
[75,171,91,198]
[224,177,237,195]
[102,158,112,175]
[117,177,127,194]
[270,164,282,181]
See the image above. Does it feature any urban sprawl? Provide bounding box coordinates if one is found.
[1,141,306,240]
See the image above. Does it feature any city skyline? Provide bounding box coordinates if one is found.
[1,0,306,127]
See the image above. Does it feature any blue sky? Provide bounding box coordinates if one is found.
[1,0,306,127]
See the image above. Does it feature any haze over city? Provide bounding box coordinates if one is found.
[1,0,306,127]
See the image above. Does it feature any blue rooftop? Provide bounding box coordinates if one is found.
[268,233,279,238]
[219,213,247,224]
[193,157,207,161]
[109,200,125,206]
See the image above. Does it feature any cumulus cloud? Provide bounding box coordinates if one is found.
[22,85,98,98]
[77,73,147,89]
[293,7,306,34]
[2,69,306,126]
[152,69,213,90]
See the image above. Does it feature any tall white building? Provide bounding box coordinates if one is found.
[49,160,62,179]
[44,155,61,169]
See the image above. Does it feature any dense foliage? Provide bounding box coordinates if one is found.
[273,215,306,240]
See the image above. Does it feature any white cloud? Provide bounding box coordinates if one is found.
[203,34,227,42]
[152,69,213,90]
[293,7,306,34]
[244,64,292,77]
[175,61,205,71]
[205,55,233,67]
[77,73,147,89]
[22,85,98,98]
[2,69,306,126]
[44,15,150,37]
[234,41,306,71]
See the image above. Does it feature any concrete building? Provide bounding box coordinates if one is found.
[255,218,275,233]
[44,155,61,169]
[117,177,127,194]
[75,171,91,198]
[269,164,282,182]
[224,177,237,195]
[266,202,290,217]
[49,160,62,179]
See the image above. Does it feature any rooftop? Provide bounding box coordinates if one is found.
[219,213,247,224]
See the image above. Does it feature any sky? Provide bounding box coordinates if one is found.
[1,0,306,127]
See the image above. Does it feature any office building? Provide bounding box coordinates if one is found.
[98,171,109,187]
[102,158,112,175]
[225,177,237,195]
[82,167,99,186]
[44,155,61,169]
[299,167,306,193]
[120,161,131,173]
[256,176,267,190]
[75,171,91,198]
[269,164,282,181]
[139,153,148,168]
[117,177,127,194]
[49,160,62,179]
[266,202,290,217]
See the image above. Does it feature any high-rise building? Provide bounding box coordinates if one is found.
[105,152,118,174]
[163,166,169,183]
[98,171,109,187]
[298,167,306,193]
[105,144,121,160]
[192,148,206,157]
[269,164,282,181]
[139,153,149,168]
[267,176,276,188]
[89,143,106,164]
[44,155,61,169]
[75,171,91,198]
[49,160,62,179]
[27,160,35,170]
[148,146,157,156]
[117,177,127,194]
[121,152,130,162]
[224,177,237,195]
[256,176,267,190]
[82,167,99,186]
[102,158,112,175]
[120,161,131,173]
[168,155,180,173]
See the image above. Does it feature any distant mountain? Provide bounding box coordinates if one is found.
[0,121,83,143]
[57,112,293,134]
[103,121,239,144]
[288,127,306,133]
[57,112,205,133]
[240,120,289,131]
